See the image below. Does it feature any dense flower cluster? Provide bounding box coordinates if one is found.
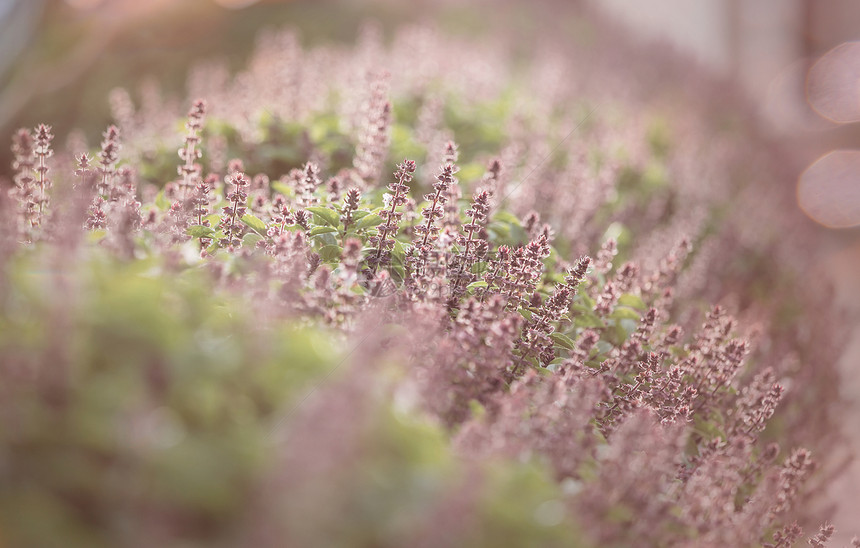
[0,16,852,548]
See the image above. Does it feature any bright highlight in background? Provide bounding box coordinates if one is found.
[798,150,860,228]
[807,41,860,123]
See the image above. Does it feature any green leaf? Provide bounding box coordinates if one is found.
[187,225,216,238]
[609,307,641,320]
[457,162,485,183]
[466,280,488,291]
[546,357,566,373]
[306,206,341,227]
[574,293,596,309]
[470,261,489,274]
[241,214,268,235]
[312,232,338,248]
[508,224,529,245]
[468,399,486,420]
[86,229,107,242]
[318,245,342,262]
[354,213,384,230]
[487,221,510,239]
[550,332,576,350]
[309,226,338,236]
[203,213,221,227]
[618,318,639,337]
[595,341,613,355]
[155,190,170,211]
[574,313,605,329]
[205,240,221,255]
[618,293,647,310]
[535,367,554,377]
[271,181,294,197]
[493,211,522,225]
[391,239,406,267]
[692,413,726,440]
[243,233,263,247]
[386,240,406,282]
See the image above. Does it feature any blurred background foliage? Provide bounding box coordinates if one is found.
[0,0,397,172]
[0,0,762,184]
[0,0,557,173]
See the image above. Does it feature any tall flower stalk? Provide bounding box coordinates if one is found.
[219,165,250,250]
[515,256,590,371]
[97,125,121,198]
[33,124,54,226]
[10,129,36,234]
[353,70,392,188]
[341,188,361,234]
[416,162,456,248]
[368,159,415,273]
[178,100,206,201]
[450,189,491,297]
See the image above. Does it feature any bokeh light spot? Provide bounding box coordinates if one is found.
[764,58,835,134]
[807,41,860,123]
[798,150,860,228]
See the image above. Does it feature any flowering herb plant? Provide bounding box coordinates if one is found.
[0,20,852,548]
